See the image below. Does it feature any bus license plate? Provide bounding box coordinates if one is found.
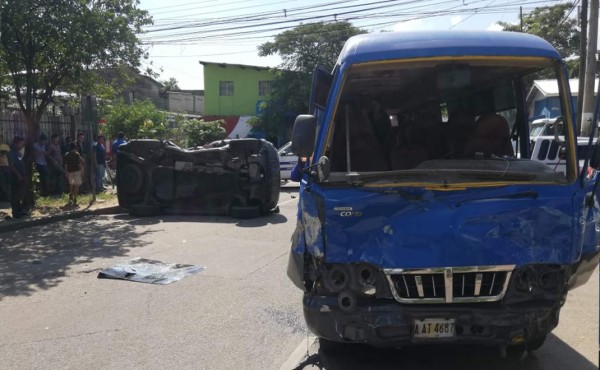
[412,318,456,339]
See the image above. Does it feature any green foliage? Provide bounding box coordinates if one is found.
[161,77,180,91]
[0,0,152,127]
[32,164,41,202]
[101,100,170,140]
[180,119,226,147]
[497,3,580,76]
[259,21,366,73]
[257,22,366,139]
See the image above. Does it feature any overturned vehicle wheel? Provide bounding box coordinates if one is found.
[116,139,280,218]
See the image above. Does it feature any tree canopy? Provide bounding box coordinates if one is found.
[497,3,581,76]
[161,77,181,92]
[259,21,366,73]
[100,100,169,141]
[0,0,152,134]
[179,119,226,147]
[255,21,365,141]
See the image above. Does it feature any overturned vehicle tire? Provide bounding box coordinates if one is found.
[116,139,280,218]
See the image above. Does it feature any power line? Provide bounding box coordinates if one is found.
[142,0,563,45]
[142,0,447,41]
[139,0,569,48]
[149,0,290,16]
[143,0,374,34]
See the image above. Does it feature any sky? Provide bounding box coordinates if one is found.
[137,0,576,90]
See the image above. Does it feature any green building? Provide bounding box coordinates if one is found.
[200,61,275,116]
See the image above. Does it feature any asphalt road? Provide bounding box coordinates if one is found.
[0,186,598,370]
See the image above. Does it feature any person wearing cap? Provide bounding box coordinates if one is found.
[0,143,11,203]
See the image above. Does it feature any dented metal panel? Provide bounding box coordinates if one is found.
[306,184,575,268]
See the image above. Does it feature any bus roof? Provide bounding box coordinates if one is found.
[337,31,561,66]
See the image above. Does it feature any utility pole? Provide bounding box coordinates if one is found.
[581,0,598,136]
[520,6,523,32]
[578,0,588,134]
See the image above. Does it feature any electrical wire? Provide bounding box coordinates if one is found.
[142,0,565,46]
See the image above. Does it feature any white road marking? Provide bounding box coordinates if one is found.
[279,335,317,370]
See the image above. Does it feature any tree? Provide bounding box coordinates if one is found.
[161,77,180,91]
[0,0,152,138]
[179,119,226,147]
[101,100,170,141]
[0,0,152,205]
[497,3,581,76]
[256,22,366,140]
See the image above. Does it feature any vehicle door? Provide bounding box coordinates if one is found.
[288,65,333,290]
[570,92,600,289]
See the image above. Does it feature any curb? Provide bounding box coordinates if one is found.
[0,205,126,234]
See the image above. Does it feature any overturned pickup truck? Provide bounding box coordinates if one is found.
[116,139,280,218]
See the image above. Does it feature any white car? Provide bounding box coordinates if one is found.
[531,135,596,175]
[278,142,298,181]
[529,118,564,142]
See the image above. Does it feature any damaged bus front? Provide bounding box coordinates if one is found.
[287,31,600,355]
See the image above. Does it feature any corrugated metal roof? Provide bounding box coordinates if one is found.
[198,61,273,71]
[533,78,599,96]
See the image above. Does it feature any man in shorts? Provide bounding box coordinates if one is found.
[64,143,84,207]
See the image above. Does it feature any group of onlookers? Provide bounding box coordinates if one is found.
[0,132,127,219]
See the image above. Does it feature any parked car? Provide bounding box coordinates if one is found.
[531,135,597,175]
[116,138,280,218]
[529,118,563,140]
[278,141,298,181]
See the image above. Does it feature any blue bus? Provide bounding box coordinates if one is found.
[287,31,600,356]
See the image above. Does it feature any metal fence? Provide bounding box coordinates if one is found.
[1,113,75,145]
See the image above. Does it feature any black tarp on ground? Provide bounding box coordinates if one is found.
[97,257,204,285]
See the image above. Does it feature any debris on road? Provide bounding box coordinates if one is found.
[97,257,204,285]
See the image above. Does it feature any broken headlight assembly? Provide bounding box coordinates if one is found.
[316,263,392,313]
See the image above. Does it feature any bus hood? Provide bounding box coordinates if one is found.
[321,186,575,268]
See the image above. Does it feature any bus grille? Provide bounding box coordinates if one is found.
[385,266,514,304]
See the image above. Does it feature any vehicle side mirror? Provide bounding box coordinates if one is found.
[291,115,317,157]
[590,141,600,170]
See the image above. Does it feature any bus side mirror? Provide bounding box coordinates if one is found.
[291,115,317,158]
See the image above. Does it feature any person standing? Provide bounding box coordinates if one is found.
[33,134,50,196]
[62,136,72,155]
[94,136,107,192]
[0,143,11,203]
[47,134,64,195]
[112,132,127,154]
[7,137,27,218]
[75,132,91,193]
[64,143,84,207]
[75,132,86,155]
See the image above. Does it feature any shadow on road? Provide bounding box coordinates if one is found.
[112,212,288,228]
[0,215,154,300]
[293,334,596,370]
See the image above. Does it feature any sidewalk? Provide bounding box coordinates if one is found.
[0,189,125,233]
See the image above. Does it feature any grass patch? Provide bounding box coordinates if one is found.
[35,191,117,210]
